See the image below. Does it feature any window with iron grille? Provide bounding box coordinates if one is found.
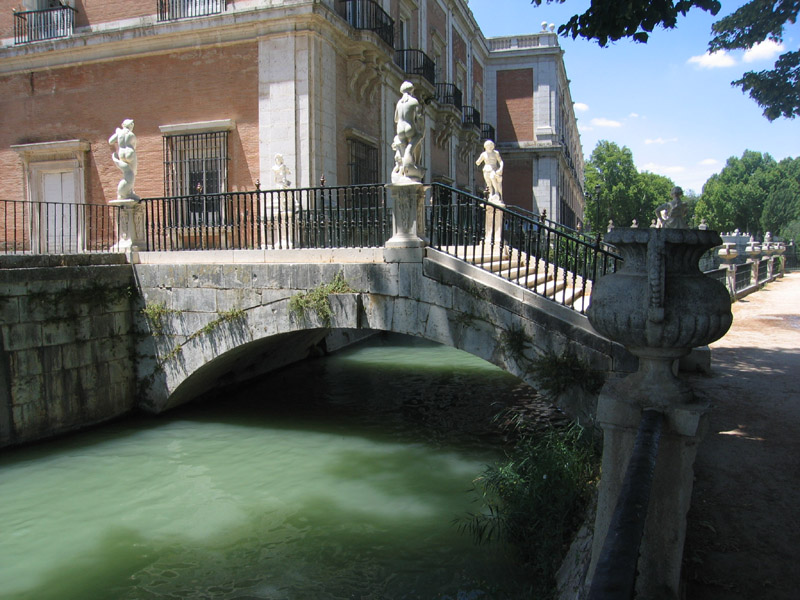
[163,131,228,224]
[348,138,378,184]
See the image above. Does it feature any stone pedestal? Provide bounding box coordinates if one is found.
[586,228,732,599]
[590,378,709,598]
[484,199,505,253]
[384,182,427,262]
[110,199,145,256]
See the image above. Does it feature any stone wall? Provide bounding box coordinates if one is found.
[0,255,137,447]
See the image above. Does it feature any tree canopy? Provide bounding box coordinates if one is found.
[584,141,677,232]
[532,0,800,120]
[694,151,800,238]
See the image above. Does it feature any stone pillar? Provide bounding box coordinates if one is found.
[591,379,710,598]
[110,199,146,257]
[484,201,504,255]
[384,182,427,262]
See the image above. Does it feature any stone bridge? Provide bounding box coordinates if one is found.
[134,247,634,415]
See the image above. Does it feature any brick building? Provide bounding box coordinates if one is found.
[0,1,584,237]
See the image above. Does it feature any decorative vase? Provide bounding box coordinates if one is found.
[587,228,732,407]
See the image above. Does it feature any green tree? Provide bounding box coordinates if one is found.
[693,150,800,236]
[531,0,800,120]
[584,141,676,232]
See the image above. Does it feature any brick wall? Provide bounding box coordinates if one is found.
[0,42,259,203]
[496,68,534,143]
[504,157,533,212]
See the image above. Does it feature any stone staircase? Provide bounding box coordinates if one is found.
[441,245,594,313]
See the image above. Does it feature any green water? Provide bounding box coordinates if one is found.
[0,335,537,599]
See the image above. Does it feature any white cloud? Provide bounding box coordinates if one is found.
[699,158,720,166]
[743,39,785,63]
[687,51,736,69]
[642,162,686,175]
[591,117,622,128]
[645,137,678,145]
[574,102,589,112]
[629,112,640,118]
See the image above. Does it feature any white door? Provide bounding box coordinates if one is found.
[41,170,80,252]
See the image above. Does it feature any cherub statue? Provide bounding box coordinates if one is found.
[108,119,139,201]
[273,154,292,189]
[476,140,504,204]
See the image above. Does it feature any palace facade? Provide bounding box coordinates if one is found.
[0,0,584,227]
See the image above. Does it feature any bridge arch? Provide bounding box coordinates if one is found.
[135,249,632,414]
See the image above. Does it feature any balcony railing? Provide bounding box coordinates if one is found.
[14,5,76,45]
[157,0,224,22]
[394,49,436,86]
[434,83,463,111]
[336,0,394,48]
[462,106,481,129]
[0,199,121,254]
[480,123,496,141]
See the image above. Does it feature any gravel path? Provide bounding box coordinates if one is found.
[683,272,800,599]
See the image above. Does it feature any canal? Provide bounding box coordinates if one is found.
[0,334,547,599]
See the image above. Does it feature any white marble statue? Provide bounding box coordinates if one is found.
[273,153,292,189]
[392,81,425,182]
[655,186,689,229]
[476,140,504,204]
[108,119,139,201]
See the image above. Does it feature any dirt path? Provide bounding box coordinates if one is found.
[683,272,800,599]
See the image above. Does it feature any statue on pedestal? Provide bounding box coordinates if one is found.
[392,81,425,183]
[475,140,504,204]
[108,119,139,201]
[655,186,689,229]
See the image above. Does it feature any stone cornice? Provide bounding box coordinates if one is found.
[0,1,329,76]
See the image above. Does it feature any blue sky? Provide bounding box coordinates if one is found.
[471,0,800,194]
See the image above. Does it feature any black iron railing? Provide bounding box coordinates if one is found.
[480,123,496,141]
[734,262,752,292]
[588,410,664,600]
[394,49,436,86]
[141,184,389,251]
[462,106,481,129]
[336,0,394,48]
[14,5,76,44]
[435,83,463,111]
[157,0,224,22]
[0,199,121,254]
[757,257,769,283]
[428,184,621,313]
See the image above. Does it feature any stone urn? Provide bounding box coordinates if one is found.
[717,242,738,265]
[587,228,732,407]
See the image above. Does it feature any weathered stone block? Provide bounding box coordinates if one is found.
[173,288,217,313]
[2,322,43,351]
[0,296,20,324]
[10,348,44,376]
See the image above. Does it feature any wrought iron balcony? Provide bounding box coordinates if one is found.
[157,0,224,22]
[13,4,76,45]
[435,83,463,111]
[394,49,436,86]
[481,123,496,141]
[462,106,481,129]
[336,0,394,48]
